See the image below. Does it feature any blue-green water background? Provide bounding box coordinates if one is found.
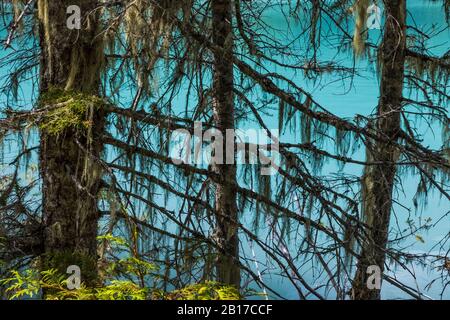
[247,0,450,299]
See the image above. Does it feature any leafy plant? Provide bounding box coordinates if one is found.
[0,268,148,300]
[164,281,241,300]
[0,235,241,300]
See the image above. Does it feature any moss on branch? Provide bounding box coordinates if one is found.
[38,88,105,135]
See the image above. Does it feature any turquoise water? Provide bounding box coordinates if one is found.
[242,1,450,299]
[162,1,449,299]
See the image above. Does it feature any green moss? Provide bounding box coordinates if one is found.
[165,281,241,300]
[38,88,105,135]
[41,250,98,286]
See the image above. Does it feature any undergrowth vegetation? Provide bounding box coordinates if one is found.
[0,235,242,300]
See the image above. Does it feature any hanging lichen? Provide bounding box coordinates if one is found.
[37,0,51,69]
[123,0,193,93]
[352,0,370,57]
[443,121,450,163]
[37,0,105,92]
[406,54,450,89]
[10,0,24,33]
[360,144,375,227]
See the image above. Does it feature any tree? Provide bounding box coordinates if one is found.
[210,0,240,287]
[37,0,105,284]
[349,0,450,299]
[351,0,407,299]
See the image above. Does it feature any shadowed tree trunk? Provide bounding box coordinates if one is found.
[37,0,105,284]
[211,0,240,287]
[352,0,406,300]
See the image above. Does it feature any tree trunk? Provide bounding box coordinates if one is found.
[352,0,406,300]
[211,0,240,287]
[37,0,105,285]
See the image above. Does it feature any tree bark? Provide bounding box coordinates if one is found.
[352,0,406,300]
[37,0,105,284]
[211,0,240,287]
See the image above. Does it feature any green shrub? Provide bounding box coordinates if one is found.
[0,234,242,300]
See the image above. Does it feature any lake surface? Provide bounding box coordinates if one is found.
[244,0,450,299]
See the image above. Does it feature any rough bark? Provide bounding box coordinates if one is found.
[211,0,240,287]
[352,0,406,300]
[37,0,105,284]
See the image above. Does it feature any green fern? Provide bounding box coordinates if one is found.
[1,235,242,300]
